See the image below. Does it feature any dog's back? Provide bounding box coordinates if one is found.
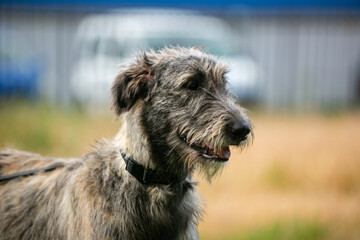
[0,149,61,176]
[0,150,85,239]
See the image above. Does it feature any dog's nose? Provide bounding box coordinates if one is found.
[228,120,251,143]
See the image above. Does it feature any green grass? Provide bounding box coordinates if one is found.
[0,102,52,152]
[202,220,327,240]
[0,101,107,156]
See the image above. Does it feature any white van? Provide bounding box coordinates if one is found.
[70,9,258,110]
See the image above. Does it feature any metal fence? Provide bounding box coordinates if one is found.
[229,14,360,111]
[1,9,360,111]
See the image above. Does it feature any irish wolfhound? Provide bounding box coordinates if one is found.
[0,47,253,240]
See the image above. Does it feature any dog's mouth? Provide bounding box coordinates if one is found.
[180,134,230,161]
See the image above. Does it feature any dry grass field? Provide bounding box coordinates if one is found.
[198,111,360,239]
[1,102,359,240]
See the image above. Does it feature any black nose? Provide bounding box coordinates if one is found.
[228,120,251,143]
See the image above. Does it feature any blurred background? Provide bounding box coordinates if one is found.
[1,0,360,239]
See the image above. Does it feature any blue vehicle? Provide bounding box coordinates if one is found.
[0,26,41,99]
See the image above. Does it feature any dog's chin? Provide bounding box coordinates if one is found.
[171,133,229,182]
[194,154,228,183]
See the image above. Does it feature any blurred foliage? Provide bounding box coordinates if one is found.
[202,220,326,240]
[0,102,53,152]
[263,162,293,190]
[0,101,118,157]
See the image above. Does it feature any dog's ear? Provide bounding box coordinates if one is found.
[111,52,155,115]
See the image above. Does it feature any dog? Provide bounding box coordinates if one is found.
[0,47,253,240]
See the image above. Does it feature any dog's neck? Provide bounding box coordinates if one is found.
[114,105,155,170]
[113,103,190,185]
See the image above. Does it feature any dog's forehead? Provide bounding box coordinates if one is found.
[177,55,228,87]
[154,48,228,85]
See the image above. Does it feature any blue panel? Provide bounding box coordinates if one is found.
[1,0,360,10]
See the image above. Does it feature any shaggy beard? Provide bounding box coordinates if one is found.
[167,129,253,183]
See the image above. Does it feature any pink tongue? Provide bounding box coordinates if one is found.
[217,147,231,159]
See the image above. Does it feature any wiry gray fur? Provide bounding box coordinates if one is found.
[0,47,253,240]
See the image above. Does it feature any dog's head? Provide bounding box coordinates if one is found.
[112,47,253,180]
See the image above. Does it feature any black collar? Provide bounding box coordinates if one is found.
[120,151,187,185]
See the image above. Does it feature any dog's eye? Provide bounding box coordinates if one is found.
[184,72,204,90]
[187,79,199,90]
